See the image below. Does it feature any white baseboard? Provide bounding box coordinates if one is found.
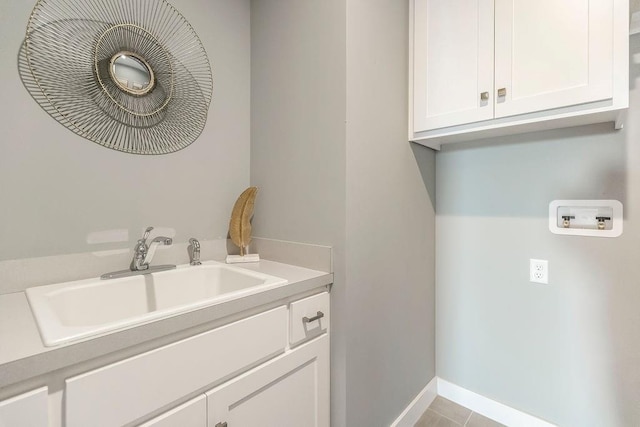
[390,377,438,427]
[437,378,557,427]
[390,377,557,427]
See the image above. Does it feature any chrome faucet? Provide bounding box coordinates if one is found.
[130,226,173,271]
[188,238,201,265]
[100,226,176,280]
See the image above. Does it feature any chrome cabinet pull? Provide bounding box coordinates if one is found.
[216,422,228,427]
[480,91,489,101]
[303,311,324,323]
[497,88,507,97]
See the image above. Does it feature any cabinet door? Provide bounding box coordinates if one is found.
[138,395,206,427]
[494,0,613,118]
[207,335,329,427]
[413,0,494,131]
[0,387,48,427]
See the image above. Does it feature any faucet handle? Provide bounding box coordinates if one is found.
[141,226,154,244]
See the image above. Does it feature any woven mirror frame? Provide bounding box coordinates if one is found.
[25,0,213,155]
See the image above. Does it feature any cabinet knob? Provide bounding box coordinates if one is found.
[497,88,507,97]
[480,92,489,101]
[216,423,228,427]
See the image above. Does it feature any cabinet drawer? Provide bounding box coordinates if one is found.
[290,292,329,347]
[0,387,48,427]
[138,394,206,427]
[66,306,287,427]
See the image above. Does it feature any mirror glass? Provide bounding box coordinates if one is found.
[109,52,154,95]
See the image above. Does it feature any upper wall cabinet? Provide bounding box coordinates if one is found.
[410,0,629,150]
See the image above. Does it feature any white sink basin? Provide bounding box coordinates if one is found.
[26,261,288,347]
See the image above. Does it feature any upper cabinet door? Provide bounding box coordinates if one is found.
[413,0,495,131]
[494,0,613,118]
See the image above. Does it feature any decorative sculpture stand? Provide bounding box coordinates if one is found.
[226,187,260,264]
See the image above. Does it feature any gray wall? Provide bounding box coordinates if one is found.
[0,0,251,265]
[345,1,436,426]
[249,1,347,425]
[251,1,437,426]
[249,0,347,249]
[435,37,640,427]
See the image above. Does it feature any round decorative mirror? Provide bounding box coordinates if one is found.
[24,0,213,155]
[109,52,155,95]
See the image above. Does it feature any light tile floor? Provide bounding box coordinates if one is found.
[414,396,506,427]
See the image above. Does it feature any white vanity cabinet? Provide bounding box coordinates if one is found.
[65,306,289,427]
[0,387,48,427]
[61,291,330,427]
[410,0,629,148]
[208,292,330,427]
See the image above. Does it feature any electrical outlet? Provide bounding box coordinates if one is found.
[530,259,549,284]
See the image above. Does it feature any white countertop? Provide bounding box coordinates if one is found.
[0,259,332,388]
